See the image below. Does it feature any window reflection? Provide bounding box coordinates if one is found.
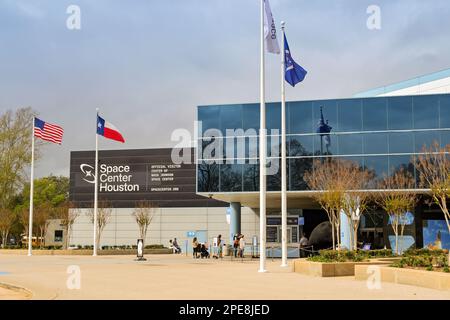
[338,99,362,132]
[389,132,413,154]
[243,163,259,191]
[220,164,243,192]
[388,96,413,130]
[363,133,388,154]
[197,162,219,192]
[288,101,313,134]
[337,135,363,155]
[413,95,439,129]
[363,97,387,131]
[414,132,440,153]
[290,158,313,191]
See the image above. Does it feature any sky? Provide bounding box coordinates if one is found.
[1,0,450,178]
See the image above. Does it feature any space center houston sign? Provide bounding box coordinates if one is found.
[69,148,225,208]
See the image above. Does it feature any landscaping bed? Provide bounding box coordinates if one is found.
[391,249,449,273]
[294,249,395,277]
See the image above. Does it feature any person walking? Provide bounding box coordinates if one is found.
[192,237,200,258]
[233,234,239,258]
[215,234,222,259]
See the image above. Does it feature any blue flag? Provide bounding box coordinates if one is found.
[284,34,307,87]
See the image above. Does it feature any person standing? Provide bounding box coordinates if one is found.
[239,234,246,258]
[216,234,222,259]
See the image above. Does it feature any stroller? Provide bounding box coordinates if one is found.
[200,244,210,259]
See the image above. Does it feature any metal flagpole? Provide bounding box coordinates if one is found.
[28,117,35,256]
[259,0,267,273]
[93,108,99,256]
[280,21,288,267]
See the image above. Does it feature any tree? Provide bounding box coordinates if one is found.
[0,209,15,248]
[18,207,30,246]
[376,168,417,255]
[0,107,37,209]
[55,201,79,249]
[414,142,450,234]
[340,163,373,251]
[34,203,52,248]
[304,159,346,250]
[87,199,112,250]
[132,201,157,243]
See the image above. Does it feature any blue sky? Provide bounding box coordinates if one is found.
[1,0,450,177]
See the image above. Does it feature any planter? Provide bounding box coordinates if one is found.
[0,248,172,256]
[355,265,450,290]
[293,259,393,277]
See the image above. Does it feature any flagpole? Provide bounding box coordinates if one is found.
[259,0,267,273]
[280,21,288,267]
[93,108,99,256]
[28,117,35,256]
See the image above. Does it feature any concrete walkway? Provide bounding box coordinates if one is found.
[0,254,449,300]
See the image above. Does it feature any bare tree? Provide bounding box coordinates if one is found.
[87,199,112,250]
[0,209,15,248]
[56,201,80,249]
[132,201,157,244]
[376,168,417,255]
[304,159,346,250]
[414,141,450,233]
[340,162,374,250]
[34,203,52,248]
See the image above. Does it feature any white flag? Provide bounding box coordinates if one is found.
[263,0,280,54]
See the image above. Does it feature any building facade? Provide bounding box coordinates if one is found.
[197,93,450,252]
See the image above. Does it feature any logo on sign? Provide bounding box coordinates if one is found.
[80,164,96,184]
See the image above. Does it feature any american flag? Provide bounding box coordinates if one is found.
[34,117,64,144]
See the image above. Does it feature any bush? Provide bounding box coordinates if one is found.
[308,250,368,263]
[144,244,164,249]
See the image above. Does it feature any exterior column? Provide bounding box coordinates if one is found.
[229,202,241,243]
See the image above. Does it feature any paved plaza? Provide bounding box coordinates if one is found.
[0,253,449,300]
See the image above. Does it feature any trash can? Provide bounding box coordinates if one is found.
[222,244,229,256]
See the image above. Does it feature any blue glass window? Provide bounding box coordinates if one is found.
[198,106,220,135]
[288,101,313,134]
[389,132,414,154]
[243,104,260,131]
[337,99,362,132]
[243,163,259,191]
[363,133,388,154]
[362,97,387,131]
[197,162,219,192]
[289,158,312,191]
[388,155,415,180]
[266,103,281,131]
[413,95,439,129]
[364,156,388,180]
[440,95,450,128]
[388,96,413,130]
[414,131,440,153]
[289,136,313,156]
[337,134,363,155]
[220,105,242,134]
[220,164,243,192]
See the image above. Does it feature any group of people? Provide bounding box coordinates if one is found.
[169,238,181,254]
[232,233,246,258]
[192,237,210,259]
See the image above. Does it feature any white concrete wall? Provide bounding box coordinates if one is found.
[71,207,259,249]
[379,76,450,96]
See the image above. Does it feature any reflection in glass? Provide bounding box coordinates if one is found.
[337,135,363,155]
[288,101,313,134]
[389,132,413,154]
[289,136,313,156]
[388,96,413,130]
[337,99,362,132]
[362,97,387,131]
[389,155,415,183]
[413,95,439,129]
[197,162,219,192]
[414,131,440,153]
[363,133,388,154]
[198,106,220,135]
[220,105,242,134]
[364,156,388,182]
[290,158,313,191]
[220,164,243,192]
[243,163,259,191]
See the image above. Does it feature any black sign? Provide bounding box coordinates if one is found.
[69,148,226,208]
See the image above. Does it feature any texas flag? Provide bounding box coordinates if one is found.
[97,115,125,143]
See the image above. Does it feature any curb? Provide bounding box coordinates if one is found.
[0,281,33,299]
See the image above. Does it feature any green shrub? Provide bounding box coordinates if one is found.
[307,250,368,263]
